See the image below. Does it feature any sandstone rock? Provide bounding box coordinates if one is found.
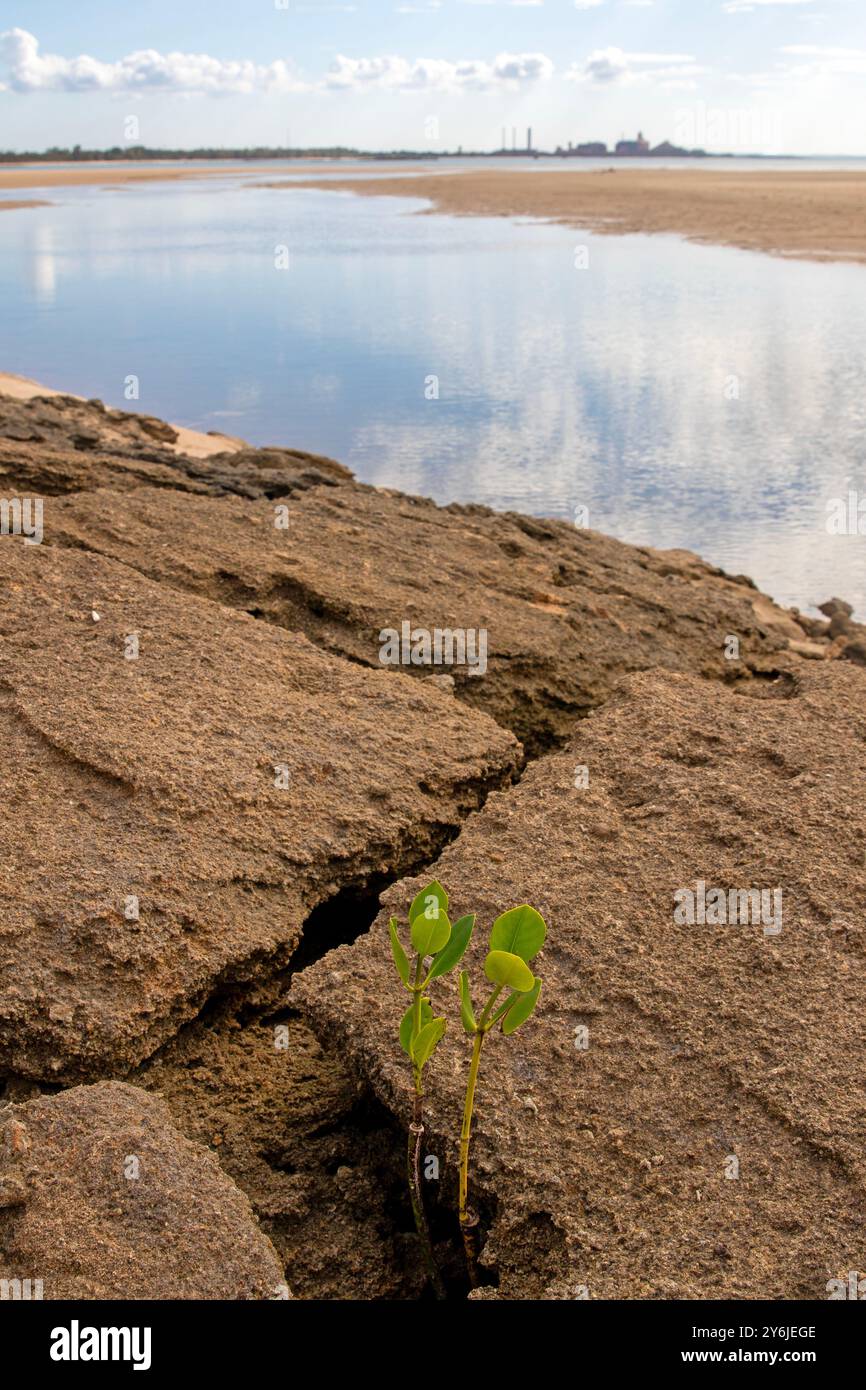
[43,483,789,754]
[839,638,866,667]
[787,638,827,659]
[0,539,518,1081]
[0,1081,285,1299]
[294,664,866,1299]
[794,615,830,640]
[828,612,857,639]
[819,597,854,619]
[0,391,351,501]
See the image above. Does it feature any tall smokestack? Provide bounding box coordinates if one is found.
[527,127,532,151]
[512,126,516,151]
[501,126,506,150]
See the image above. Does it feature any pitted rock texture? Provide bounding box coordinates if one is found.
[0,538,518,1081]
[293,664,866,1299]
[0,1081,285,1299]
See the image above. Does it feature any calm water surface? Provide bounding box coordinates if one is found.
[2,172,865,616]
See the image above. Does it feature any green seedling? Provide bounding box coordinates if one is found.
[389,879,474,1298]
[457,903,545,1285]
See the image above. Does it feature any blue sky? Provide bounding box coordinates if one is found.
[1,0,864,154]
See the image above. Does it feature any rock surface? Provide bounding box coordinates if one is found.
[293,664,866,1299]
[0,538,518,1081]
[43,482,795,754]
[0,1081,284,1299]
[0,391,351,500]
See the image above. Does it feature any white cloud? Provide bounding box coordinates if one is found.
[0,27,306,94]
[778,43,866,75]
[0,28,554,98]
[573,1,605,9]
[568,47,702,84]
[722,0,813,13]
[325,51,554,89]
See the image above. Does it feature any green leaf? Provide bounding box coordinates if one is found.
[399,997,433,1054]
[410,907,451,957]
[425,913,474,981]
[489,905,546,963]
[409,880,449,926]
[502,977,542,1035]
[459,970,477,1036]
[484,949,535,993]
[411,1016,446,1069]
[389,918,410,986]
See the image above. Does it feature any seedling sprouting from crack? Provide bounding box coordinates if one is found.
[458,904,545,1286]
[389,879,474,1298]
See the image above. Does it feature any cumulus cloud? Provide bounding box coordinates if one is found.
[0,27,306,94]
[568,47,702,84]
[325,51,554,89]
[0,28,554,97]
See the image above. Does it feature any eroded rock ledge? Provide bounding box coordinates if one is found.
[2,386,864,1300]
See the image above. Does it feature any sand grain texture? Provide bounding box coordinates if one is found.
[0,539,518,1080]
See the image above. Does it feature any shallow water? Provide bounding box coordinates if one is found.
[2,173,865,615]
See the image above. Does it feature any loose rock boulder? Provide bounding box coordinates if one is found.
[0,1081,285,1299]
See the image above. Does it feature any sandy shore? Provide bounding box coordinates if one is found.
[0,160,403,191]
[264,168,866,264]
[8,160,861,263]
[0,198,51,211]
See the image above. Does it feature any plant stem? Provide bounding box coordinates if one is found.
[458,984,503,1287]
[407,953,445,1299]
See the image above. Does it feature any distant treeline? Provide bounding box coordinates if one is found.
[0,145,443,163]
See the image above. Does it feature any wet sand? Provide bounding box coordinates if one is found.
[262,167,866,264]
